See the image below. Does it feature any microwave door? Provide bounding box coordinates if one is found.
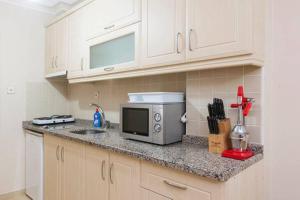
[122,107,150,137]
[121,104,154,143]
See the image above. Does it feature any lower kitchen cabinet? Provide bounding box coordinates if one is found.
[61,139,85,200]
[141,160,264,200]
[141,189,172,200]
[44,134,85,200]
[141,161,215,200]
[44,135,140,200]
[85,145,109,200]
[44,134,263,200]
[44,134,61,200]
[109,153,140,200]
[85,147,140,200]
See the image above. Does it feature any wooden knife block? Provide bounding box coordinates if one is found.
[208,118,232,154]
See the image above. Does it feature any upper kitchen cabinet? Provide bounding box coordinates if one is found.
[45,18,68,78]
[67,6,89,79]
[47,0,264,83]
[84,23,140,77]
[138,0,264,73]
[186,0,262,62]
[85,0,141,39]
[141,0,186,66]
[45,24,56,76]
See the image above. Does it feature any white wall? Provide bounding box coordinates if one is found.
[265,0,300,199]
[0,2,68,195]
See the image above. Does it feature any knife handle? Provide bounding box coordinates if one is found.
[215,118,219,134]
[219,99,226,119]
[208,104,213,118]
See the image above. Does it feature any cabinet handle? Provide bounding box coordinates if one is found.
[189,29,194,51]
[80,58,84,71]
[101,160,106,181]
[109,163,113,184]
[56,145,60,161]
[104,67,114,72]
[55,56,58,68]
[104,24,115,30]
[176,32,182,54]
[61,146,64,162]
[163,180,187,190]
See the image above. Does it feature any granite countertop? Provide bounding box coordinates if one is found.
[23,119,263,182]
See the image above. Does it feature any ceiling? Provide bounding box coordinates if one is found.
[0,0,83,14]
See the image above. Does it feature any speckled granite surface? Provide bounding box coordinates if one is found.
[23,119,263,182]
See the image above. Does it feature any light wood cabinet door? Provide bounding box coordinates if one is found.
[61,140,85,200]
[45,18,68,76]
[142,188,172,200]
[86,0,141,39]
[68,7,88,79]
[45,24,56,75]
[85,146,109,200]
[186,0,252,61]
[141,0,185,66]
[44,134,61,200]
[109,153,140,200]
[55,18,68,71]
[142,173,212,200]
[141,161,222,200]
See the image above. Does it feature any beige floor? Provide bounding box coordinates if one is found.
[0,193,31,200]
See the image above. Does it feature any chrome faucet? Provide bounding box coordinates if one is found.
[89,103,108,129]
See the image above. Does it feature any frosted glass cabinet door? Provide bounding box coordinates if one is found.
[86,23,140,76]
[90,33,134,69]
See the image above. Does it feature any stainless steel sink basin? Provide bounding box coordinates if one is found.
[70,129,105,135]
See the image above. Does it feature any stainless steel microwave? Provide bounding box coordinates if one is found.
[120,103,185,145]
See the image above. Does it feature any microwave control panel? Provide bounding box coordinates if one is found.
[152,105,163,135]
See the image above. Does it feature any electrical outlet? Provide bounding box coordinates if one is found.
[94,91,99,98]
[7,86,15,94]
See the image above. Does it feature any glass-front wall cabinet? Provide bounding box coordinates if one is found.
[87,23,140,75]
[90,33,135,69]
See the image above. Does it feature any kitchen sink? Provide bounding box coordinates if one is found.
[70,129,105,135]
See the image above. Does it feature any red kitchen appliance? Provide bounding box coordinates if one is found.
[222,86,255,160]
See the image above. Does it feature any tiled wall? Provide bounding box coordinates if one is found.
[67,66,262,144]
[68,73,186,123]
[186,66,262,143]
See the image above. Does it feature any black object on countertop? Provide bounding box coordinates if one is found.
[207,98,226,134]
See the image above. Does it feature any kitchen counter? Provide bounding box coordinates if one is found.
[23,119,263,182]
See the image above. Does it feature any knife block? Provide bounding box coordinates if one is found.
[208,118,232,154]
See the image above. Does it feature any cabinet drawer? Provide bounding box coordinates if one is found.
[141,188,171,200]
[141,161,222,200]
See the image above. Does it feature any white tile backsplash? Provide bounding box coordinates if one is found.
[66,66,262,144]
[68,74,186,123]
[186,66,262,143]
